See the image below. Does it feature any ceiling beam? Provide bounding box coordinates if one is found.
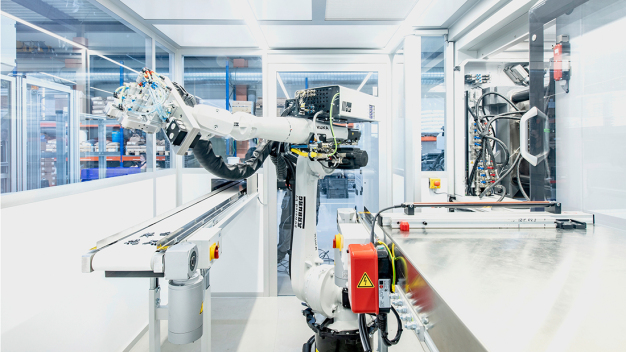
[147,19,246,25]
[447,0,511,41]
[13,0,77,32]
[454,0,539,52]
[312,0,326,22]
[16,22,135,33]
[384,0,438,53]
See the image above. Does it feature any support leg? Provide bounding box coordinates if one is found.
[200,269,211,352]
[149,278,161,352]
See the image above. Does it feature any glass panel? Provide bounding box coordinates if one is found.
[25,83,70,190]
[183,56,262,168]
[81,54,148,180]
[275,71,379,295]
[1,79,14,193]
[421,36,446,171]
[156,43,171,78]
[1,0,153,191]
[548,0,626,218]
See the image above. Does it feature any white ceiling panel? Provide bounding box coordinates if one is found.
[325,0,418,20]
[154,25,257,47]
[261,25,399,48]
[121,0,243,20]
[414,0,469,27]
[249,0,312,20]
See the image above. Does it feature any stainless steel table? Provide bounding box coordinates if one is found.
[383,225,626,352]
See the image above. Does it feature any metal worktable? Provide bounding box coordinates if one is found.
[381,223,626,352]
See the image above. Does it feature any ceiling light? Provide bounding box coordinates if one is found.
[94,53,140,74]
[39,72,76,84]
[231,0,268,49]
[1,11,87,50]
[90,87,114,94]
[2,12,140,74]
[276,73,290,99]
[357,72,373,92]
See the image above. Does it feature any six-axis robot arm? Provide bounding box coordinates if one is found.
[105,68,399,352]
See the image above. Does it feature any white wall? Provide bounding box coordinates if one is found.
[211,200,264,294]
[1,173,176,352]
[555,0,626,225]
[1,167,265,351]
[181,171,216,204]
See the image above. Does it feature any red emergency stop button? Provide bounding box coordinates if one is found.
[434,180,440,187]
[214,245,219,259]
[400,221,410,231]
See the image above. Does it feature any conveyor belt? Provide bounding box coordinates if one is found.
[85,182,246,273]
[376,221,626,352]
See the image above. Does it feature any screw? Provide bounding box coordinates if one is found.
[422,317,429,325]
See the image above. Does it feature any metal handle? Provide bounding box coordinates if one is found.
[520,106,549,166]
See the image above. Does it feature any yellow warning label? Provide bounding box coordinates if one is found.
[357,272,374,288]
[200,302,203,315]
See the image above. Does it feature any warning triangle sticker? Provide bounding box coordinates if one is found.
[357,272,374,288]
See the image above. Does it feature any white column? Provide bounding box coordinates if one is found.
[403,35,422,203]
[444,38,455,195]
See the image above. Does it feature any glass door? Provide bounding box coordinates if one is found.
[1,75,17,193]
[23,78,72,190]
[271,66,384,296]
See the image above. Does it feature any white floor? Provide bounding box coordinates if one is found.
[129,296,424,352]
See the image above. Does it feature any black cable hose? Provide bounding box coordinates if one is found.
[370,205,404,244]
[192,139,275,181]
[483,135,500,174]
[484,135,510,171]
[466,146,483,196]
[381,306,403,346]
[479,152,521,198]
[302,335,315,352]
[475,92,520,115]
[285,158,297,278]
[271,152,287,182]
[358,314,372,352]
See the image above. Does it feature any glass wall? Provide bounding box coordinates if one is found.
[182,56,263,168]
[274,71,379,295]
[421,36,446,171]
[0,0,169,194]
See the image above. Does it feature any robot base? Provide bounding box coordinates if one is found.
[307,329,371,352]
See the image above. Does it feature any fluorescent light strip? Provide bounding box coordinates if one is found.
[276,73,290,99]
[90,87,114,95]
[94,53,140,74]
[39,72,76,84]
[230,0,269,50]
[1,11,87,50]
[2,11,140,74]
[357,72,373,92]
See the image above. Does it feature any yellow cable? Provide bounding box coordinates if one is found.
[291,148,317,159]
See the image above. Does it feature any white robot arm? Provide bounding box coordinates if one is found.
[105,69,356,160]
[105,69,397,352]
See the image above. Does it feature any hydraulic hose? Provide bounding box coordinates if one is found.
[192,139,275,181]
